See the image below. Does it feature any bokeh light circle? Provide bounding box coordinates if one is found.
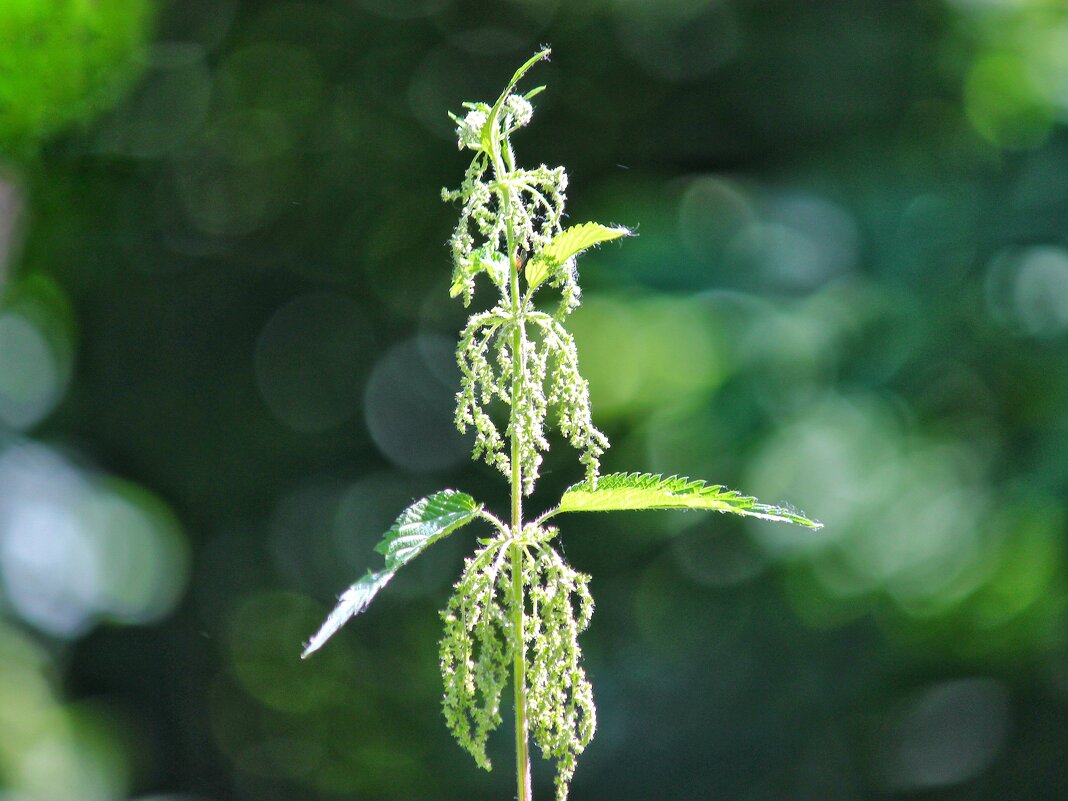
[364,335,469,472]
[254,292,373,433]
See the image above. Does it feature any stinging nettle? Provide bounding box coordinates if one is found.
[302,49,821,801]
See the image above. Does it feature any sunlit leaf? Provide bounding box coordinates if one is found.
[551,472,822,529]
[300,570,393,659]
[527,223,632,289]
[302,490,482,658]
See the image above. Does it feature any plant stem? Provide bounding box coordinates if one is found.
[497,146,532,801]
[509,539,530,801]
[509,322,532,801]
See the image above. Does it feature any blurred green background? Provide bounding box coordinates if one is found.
[2,0,1068,799]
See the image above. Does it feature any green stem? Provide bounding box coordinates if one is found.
[509,317,531,801]
[495,143,532,801]
[509,540,530,801]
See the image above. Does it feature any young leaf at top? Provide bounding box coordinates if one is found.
[526,223,632,289]
[302,490,483,659]
[549,472,822,529]
[481,48,551,153]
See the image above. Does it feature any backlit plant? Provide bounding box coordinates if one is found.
[302,50,821,801]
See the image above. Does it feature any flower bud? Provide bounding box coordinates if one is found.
[456,108,487,150]
[504,95,533,129]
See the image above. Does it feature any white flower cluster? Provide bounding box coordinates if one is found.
[451,94,531,154]
[504,94,533,130]
[454,103,490,151]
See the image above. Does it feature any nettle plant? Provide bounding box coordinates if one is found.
[303,51,821,801]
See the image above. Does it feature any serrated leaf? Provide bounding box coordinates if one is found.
[527,223,632,289]
[552,472,822,529]
[302,490,482,658]
[543,223,632,264]
[373,490,482,570]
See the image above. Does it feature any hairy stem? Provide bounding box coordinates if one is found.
[496,145,532,801]
[509,540,530,801]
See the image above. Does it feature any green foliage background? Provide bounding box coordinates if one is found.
[1,1,1067,799]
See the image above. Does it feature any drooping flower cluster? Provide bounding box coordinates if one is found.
[438,524,594,801]
[525,532,595,801]
[442,160,567,308]
[439,535,513,770]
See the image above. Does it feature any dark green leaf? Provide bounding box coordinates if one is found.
[373,490,482,570]
[302,490,482,658]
